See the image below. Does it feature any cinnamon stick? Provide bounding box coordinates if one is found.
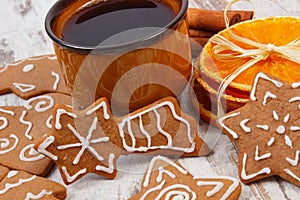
[187,8,254,32]
[188,29,215,38]
[191,37,209,47]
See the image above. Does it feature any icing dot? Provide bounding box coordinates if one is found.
[276,125,285,134]
[22,64,34,72]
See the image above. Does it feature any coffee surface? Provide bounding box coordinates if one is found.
[61,0,175,46]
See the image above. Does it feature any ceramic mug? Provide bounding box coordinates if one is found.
[45,0,192,115]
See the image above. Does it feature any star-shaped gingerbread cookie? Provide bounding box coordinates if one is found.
[0,165,66,200]
[35,98,123,184]
[0,93,72,176]
[0,54,70,99]
[218,72,300,186]
[130,155,241,199]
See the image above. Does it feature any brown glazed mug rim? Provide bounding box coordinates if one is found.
[45,0,188,53]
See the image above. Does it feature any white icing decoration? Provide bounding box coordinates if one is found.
[22,64,34,72]
[0,134,19,154]
[156,166,176,183]
[19,144,45,162]
[167,193,186,200]
[86,101,110,120]
[61,166,87,183]
[255,145,271,161]
[276,126,285,134]
[267,137,275,146]
[0,117,8,131]
[218,112,240,139]
[262,91,276,106]
[292,82,300,89]
[7,171,18,179]
[250,73,283,102]
[284,114,290,123]
[51,71,60,91]
[197,181,224,197]
[286,150,300,167]
[37,136,58,161]
[46,115,52,129]
[57,117,109,164]
[25,96,54,113]
[143,156,187,187]
[0,108,15,116]
[256,125,269,131]
[139,116,151,148]
[118,101,195,153]
[209,176,239,200]
[19,111,33,140]
[284,168,300,182]
[241,153,271,180]
[55,109,77,130]
[285,135,293,148]
[290,126,300,131]
[25,190,52,200]
[140,180,166,200]
[289,97,300,103]
[273,111,279,121]
[0,175,36,195]
[155,184,197,200]
[95,153,115,174]
[0,138,9,149]
[240,119,251,133]
[13,83,36,93]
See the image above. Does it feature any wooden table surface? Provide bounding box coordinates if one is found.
[1,0,300,199]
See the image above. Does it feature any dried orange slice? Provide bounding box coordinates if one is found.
[199,16,300,93]
[192,16,300,125]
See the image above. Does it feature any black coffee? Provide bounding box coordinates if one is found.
[61,0,175,46]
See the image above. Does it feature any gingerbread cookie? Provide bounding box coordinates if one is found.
[35,98,123,184]
[0,54,70,99]
[117,97,209,156]
[130,156,241,199]
[0,93,72,176]
[0,166,66,200]
[0,166,9,182]
[218,72,300,186]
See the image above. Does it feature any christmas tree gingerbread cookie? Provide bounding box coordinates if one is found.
[130,156,241,199]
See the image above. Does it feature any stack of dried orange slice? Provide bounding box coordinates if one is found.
[190,16,300,125]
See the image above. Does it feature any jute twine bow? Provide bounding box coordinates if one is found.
[211,0,300,118]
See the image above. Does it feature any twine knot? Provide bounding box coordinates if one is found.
[266,43,275,52]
